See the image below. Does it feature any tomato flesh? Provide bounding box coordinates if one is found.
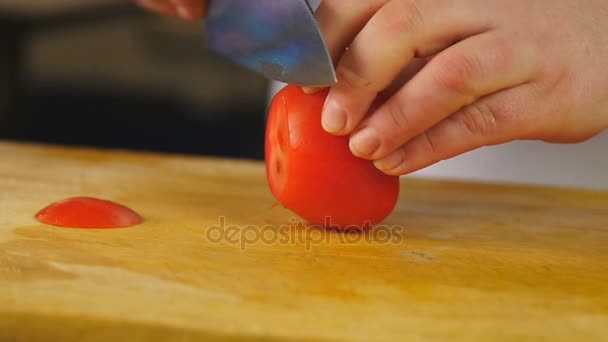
[265,86,400,229]
[36,197,142,229]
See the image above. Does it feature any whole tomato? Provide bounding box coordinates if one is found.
[265,85,400,229]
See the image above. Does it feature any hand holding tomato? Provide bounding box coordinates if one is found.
[313,0,608,176]
[133,0,207,20]
[266,86,399,229]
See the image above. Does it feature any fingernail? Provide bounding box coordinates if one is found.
[350,127,381,158]
[302,87,322,94]
[374,149,404,171]
[322,97,347,134]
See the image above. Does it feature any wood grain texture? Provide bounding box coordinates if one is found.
[0,141,607,341]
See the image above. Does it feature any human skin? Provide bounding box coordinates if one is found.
[133,0,207,20]
[311,0,608,175]
[135,0,608,176]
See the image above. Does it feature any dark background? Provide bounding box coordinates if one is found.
[0,1,269,160]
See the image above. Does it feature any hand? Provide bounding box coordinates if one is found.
[312,0,608,176]
[133,0,207,20]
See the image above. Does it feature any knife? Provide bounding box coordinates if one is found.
[205,0,337,86]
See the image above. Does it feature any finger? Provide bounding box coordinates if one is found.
[133,0,178,17]
[366,57,430,114]
[373,83,546,175]
[322,0,491,136]
[349,30,540,160]
[316,0,388,65]
[377,57,430,102]
[302,0,388,94]
[171,0,207,20]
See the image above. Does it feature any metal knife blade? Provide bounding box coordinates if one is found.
[205,0,336,86]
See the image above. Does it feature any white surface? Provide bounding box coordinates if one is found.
[269,82,608,190]
[410,132,608,190]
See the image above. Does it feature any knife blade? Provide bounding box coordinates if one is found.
[205,0,336,86]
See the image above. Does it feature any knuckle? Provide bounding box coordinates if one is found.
[335,63,374,91]
[456,102,499,136]
[375,0,425,35]
[371,100,413,153]
[383,100,411,132]
[420,131,439,155]
[433,52,483,97]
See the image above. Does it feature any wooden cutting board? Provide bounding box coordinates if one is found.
[1,141,607,341]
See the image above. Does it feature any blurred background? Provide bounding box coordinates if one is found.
[0,0,269,160]
[2,1,607,189]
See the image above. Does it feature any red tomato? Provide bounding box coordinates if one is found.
[36,197,142,229]
[265,85,400,229]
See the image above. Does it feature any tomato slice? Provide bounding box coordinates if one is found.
[265,86,400,229]
[36,197,142,229]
